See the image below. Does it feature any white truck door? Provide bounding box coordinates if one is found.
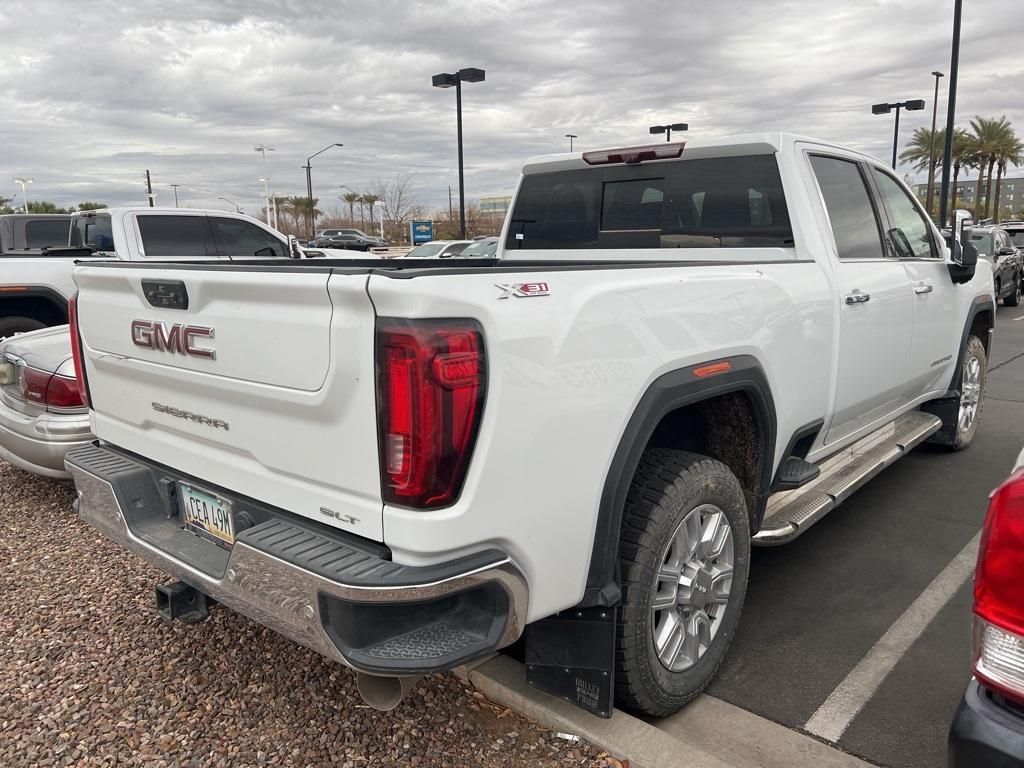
[866,166,959,396]
[808,154,914,444]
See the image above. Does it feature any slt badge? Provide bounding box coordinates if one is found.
[496,281,550,299]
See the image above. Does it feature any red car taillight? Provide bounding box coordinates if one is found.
[67,293,90,407]
[376,319,485,508]
[973,466,1024,705]
[19,367,84,409]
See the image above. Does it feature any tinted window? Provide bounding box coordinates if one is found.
[459,238,498,257]
[809,156,885,260]
[869,168,937,259]
[443,243,468,256]
[71,214,115,252]
[406,243,443,257]
[969,232,995,256]
[506,155,792,250]
[24,219,70,248]
[137,215,213,258]
[210,218,286,258]
[660,156,792,247]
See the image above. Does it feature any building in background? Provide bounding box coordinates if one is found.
[480,196,512,218]
[915,176,1024,216]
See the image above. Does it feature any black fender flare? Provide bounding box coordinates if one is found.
[581,355,777,607]
[949,294,995,390]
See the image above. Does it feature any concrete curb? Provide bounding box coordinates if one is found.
[461,655,874,768]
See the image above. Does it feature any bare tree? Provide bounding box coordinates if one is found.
[370,174,426,242]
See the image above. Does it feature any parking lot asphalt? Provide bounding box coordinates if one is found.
[702,301,1024,768]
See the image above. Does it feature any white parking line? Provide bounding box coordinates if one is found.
[804,530,981,743]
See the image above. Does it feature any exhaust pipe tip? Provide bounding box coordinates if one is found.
[356,672,421,711]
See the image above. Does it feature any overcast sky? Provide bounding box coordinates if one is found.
[1,0,1021,217]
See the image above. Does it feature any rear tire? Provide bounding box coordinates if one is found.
[0,316,47,341]
[1004,275,1021,307]
[615,449,751,717]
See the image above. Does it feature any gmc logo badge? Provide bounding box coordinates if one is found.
[131,320,216,359]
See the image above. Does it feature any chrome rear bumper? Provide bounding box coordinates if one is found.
[66,443,528,675]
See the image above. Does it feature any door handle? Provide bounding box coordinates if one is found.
[914,283,934,295]
[845,292,871,304]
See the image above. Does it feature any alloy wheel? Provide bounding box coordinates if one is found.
[651,503,734,672]
[959,354,983,433]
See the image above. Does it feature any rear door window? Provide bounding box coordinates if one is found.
[24,219,70,248]
[137,215,215,258]
[809,155,886,260]
[209,217,286,258]
[506,154,792,250]
[72,213,115,252]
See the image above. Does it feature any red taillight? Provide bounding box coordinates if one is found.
[67,293,90,407]
[582,141,685,165]
[376,319,485,508]
[19,367,84,409]
[973,467,1024,704]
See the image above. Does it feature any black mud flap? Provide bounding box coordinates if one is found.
[921,391,960,446]
[525,606,616,718]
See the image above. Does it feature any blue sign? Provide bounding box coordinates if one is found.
[410,220,433,245]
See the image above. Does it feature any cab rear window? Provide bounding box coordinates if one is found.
[505,154,793,250]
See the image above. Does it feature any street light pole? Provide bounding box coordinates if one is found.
[649,122,688,142]
[432,68,486,240]
[218,196,242,213]
[254,145,275,223]
[565,133,578,151]
[12,177,33,213]
[871,99,926,169]
[926,71,944,217]
[170,184,181,208]
[303,143,344,240]
[938,0,962,229]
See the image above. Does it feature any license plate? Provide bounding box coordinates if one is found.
[179,482,235,547]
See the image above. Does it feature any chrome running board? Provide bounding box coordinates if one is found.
[753,411,942,546]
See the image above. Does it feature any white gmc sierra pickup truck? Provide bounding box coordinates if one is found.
[65,133,992,717]
[0,207,307,339]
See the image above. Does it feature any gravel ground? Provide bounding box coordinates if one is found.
[0,460,616,767]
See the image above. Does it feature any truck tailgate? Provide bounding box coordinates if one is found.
[72,264,384,541]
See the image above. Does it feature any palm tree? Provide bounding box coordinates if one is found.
[287,196,320,235]
[949,129,977,219]
[900,127,945,213]
[342,191,361,226]
[361,193,381,232]
[969,116,1013,218]
[991,127,1023,222]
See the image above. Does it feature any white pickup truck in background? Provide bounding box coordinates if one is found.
[0,207,307,339]
[65,133,992,718]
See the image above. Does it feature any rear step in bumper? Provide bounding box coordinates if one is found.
[65,443,528,676]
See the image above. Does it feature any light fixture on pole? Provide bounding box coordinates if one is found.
[925,72,945,218]
[872,99,926,169]
[432,67,486,240]
[649,123,688,142]
[254,144,275,222]
[302,143,343,240]
[219,196,242,213]
[565,133,578,151]
[12,177,33,213]
[170,184,181,208]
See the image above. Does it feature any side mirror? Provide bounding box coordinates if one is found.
[947,209,977,284]
[287,235,302,259]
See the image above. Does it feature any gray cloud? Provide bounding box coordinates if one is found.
[1,0,1021,215]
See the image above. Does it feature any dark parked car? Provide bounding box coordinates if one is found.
[310,233,385,251]
[948,448,1024,766]
[970,226,1022,306]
